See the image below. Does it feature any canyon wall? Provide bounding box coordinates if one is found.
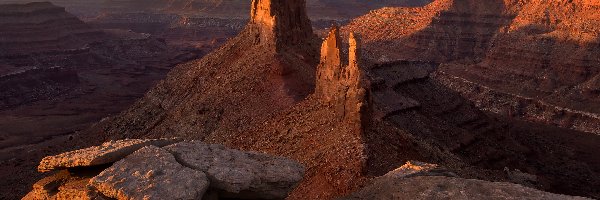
[344,0,600,134]
[0,2,105,56]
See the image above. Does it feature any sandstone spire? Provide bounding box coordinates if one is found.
[249,0,313,49]
[316,26,370,126]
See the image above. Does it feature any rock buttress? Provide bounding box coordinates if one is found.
[316,26,370,128]
[249,0,314,50]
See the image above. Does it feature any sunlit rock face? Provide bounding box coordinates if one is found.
[316,26,370,128]
[249,0,313,49]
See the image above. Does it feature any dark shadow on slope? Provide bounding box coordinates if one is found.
[363,60,600,199]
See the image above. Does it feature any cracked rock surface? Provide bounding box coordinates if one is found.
[89,146,209,200]
[165,141,305,199]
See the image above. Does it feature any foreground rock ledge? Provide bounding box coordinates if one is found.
[27,139,305,200]
[90,146,209,200]
[343,161,590,200]
[165,141,305,199]
[38,138,181,172]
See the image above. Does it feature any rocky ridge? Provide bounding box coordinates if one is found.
[25,139,305,199]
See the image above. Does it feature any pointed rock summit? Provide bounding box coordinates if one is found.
[316,26,370,127]
[97,0,318,141]
[249,0,313,50]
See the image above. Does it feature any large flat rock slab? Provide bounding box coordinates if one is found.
[38,138,181,172]
[89,146,209,200]
[164,141,304,199]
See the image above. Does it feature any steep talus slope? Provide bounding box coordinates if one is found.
[226,27,430,199]
[0,2,105,56]
[98,0,320,141]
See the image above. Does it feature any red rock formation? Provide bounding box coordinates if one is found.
[97,0,318,140]
[249,0,313,50]
[316,26,369,127]
[341,1,600,198]
[343,0,600,134]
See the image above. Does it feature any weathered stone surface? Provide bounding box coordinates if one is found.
[164,141,304,199]
[344,175,590,200]
[23,170,105,200]
[383,161,456,179]
[23,170,71,200]
[89,146,209,200]
[38,138,181,172]
[344,162,588,200]
[315,26,370,126]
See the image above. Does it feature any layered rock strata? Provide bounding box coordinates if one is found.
[343,0,600,134]
[0,2,105,56]
[26,139,305,200]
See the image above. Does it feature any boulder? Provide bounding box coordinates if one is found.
[22,170,105,200]
[383,161,456,179]
[344,176,589,200]
[343,161,588,200]
[89,146,209,200]
[38,138,181,172]
[164,141,304,199]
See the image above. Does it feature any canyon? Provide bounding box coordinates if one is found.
[0,2,208,198]
[343,0,600,134]
[1,0,600,199]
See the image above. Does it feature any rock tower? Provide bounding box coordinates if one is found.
[249,0,313,50]
[316,26,370,127]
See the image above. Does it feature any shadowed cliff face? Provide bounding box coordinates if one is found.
[344,0,600,134]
